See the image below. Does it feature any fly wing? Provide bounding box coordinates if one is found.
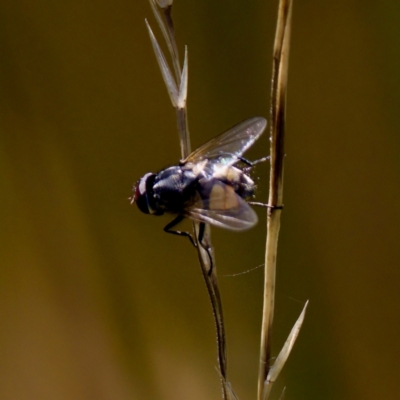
[184,117,267,165]
[184,182,258,230]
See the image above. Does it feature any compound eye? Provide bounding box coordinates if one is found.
[134,173,153,214]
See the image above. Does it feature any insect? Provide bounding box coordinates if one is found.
[132,116,267,251]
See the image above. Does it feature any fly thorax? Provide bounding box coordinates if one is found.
[152,166,198,214]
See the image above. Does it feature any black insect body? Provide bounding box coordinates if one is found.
[133,117,267,247]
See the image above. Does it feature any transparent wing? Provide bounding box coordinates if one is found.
[184,117,267,165]
[184,182,258,231]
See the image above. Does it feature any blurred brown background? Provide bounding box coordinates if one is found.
[0,1,399,399]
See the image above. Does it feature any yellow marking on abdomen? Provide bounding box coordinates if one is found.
[209,184,238,210]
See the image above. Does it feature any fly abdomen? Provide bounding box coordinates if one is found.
[212,164,255,200]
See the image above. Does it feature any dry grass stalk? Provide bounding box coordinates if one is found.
[146,1,231,398]
[258,1,308,399]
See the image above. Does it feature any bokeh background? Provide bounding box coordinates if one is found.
[0,1,399,399]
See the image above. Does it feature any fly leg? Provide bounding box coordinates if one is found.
[248,202,284,210]
[164,218,214,274]
[239,155,270,166]
[164,215,196,247]
[197,222,214,276]
[239,156,269,173]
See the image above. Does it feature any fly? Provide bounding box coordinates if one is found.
[132,117,268,269]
